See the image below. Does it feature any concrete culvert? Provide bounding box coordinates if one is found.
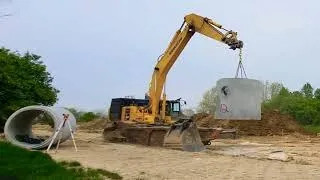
[4,106,76,149]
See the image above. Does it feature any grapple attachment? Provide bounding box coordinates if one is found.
[163,118,205,152]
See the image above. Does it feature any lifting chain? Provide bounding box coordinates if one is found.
[235,48,247,78]
[239,48,243,64]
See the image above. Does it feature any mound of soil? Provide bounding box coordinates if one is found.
[78,119,108,131]
[193,110,305,136]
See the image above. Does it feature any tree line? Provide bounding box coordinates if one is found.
[263,82,320,126]
[67,108,105,122]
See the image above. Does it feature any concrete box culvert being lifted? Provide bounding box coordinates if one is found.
[4,106,76,150]
[215,78,264,120]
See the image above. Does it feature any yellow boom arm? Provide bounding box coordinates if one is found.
[147,13,243,123]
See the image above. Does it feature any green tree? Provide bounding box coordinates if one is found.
[66,107,81,120]
[79,112,98,122]
[197,86,218,114]
[301,82,313,98]
[262,80,270,101]
[292,91,303,97]
[278,87,290,96]
[0,48,59,132]
[263,82,320,126]
[261,80,283,102]
[270,82,284,99]
[314,88,320,100]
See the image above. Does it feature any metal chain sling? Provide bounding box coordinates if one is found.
[235,48,247,78]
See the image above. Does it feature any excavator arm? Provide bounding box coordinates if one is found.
[147,13,243,123]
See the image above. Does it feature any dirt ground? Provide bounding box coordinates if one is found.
[29,126,320,180]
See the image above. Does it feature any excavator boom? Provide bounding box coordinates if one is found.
[147,13,243,123]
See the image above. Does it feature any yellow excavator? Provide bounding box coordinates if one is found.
[103,13,243,152]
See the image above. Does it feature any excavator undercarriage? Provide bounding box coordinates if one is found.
[103,98,225,152]
[103,119,223,152]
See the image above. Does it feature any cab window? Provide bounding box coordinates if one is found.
[172,102,180,112]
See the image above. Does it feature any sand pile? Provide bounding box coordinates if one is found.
[193,110,305,136]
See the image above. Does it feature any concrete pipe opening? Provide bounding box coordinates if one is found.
[4,106,76,149]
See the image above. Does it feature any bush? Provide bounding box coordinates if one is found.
[263,83,320,126]
[79,112,98,122]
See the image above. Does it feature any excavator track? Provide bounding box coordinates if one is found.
[103,119,224,152]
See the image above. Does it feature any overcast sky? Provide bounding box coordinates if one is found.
[1,0,319,111]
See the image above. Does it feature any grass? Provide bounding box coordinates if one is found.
[303,125,320,134]
[58,161,82,167]
[0,141,122,180]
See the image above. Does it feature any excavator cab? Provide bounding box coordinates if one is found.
[159,98,183,120]
[168,101,181,119]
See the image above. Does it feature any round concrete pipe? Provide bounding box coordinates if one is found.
[4,106,76,149]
